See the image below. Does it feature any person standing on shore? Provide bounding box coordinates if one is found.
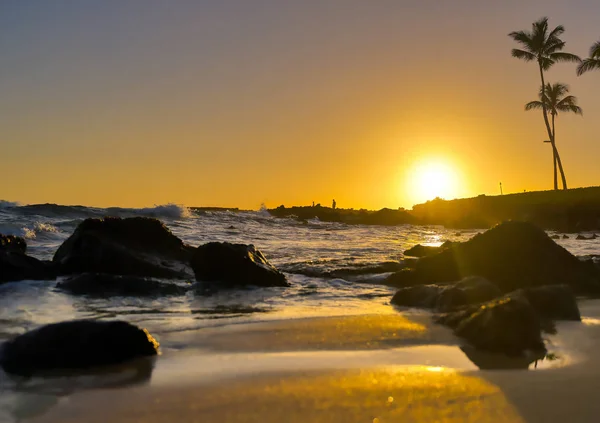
[332,199,337,210]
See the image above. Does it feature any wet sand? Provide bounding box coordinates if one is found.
[14,302,600,423]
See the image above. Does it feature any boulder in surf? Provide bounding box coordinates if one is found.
[386,221,600,294]
[53,217,195,279]
[191,242,289,288]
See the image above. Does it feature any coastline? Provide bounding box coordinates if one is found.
[269,185,600,231]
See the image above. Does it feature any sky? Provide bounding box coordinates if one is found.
[1,0,599,209]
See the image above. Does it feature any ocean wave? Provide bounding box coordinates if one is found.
[279,261,405,279]
[0,200,19,209]
[105,204,192,219]
[0,221,60,239]
[15,203,99,218]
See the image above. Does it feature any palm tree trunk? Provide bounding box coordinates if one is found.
[551,114,557,190]
[538,64,558,190]
[554,144,568,190]
[551,112,568,190]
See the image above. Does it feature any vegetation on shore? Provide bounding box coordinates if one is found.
[269,186,600,231]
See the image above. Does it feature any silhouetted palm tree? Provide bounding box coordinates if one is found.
[577,40,600,75]
[525,83,583,189]
[509,17,580,190]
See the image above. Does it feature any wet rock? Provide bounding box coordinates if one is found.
[576,234,598,240]
[437,294,545,356]
[0,320,159,376]
[391,284,443,308]
[562,235,570,239]
[53,217,194,279]
[403,241,455,258]
[0,234,55,283]
[550,234,560,240]
[520,285,580,321]
[191,242,289,288]
[57,273,190,297]
[0,234,27,254]
[385,221,600,294]
[436,277,502,311]
[391,276,501,311]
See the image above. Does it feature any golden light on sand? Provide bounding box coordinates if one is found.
[406,160,461,205]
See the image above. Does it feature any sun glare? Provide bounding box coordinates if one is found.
[406,160,460,205]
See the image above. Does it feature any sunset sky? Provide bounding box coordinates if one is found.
[1,1,599,209]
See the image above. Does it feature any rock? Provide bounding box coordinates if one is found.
[550,234,560,240]
[576,234,598,240]
[436,277,502,311]
[57,273,190,297]
[385,221,600,294]
[0,320,159,376]
[437,294,545,356]
[403,241,455,258]
[520,285,581,321]
[0,234,55,283]
[0,234,27,254]
[53,217,194,279]
[191,242,289,288]
[391,284,443,308]
[562,235,569,239]
[391,276,501,311]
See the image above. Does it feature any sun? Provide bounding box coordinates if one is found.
[406,160,460,204]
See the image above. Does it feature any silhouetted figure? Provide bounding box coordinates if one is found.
[332,199,336,210]
[312,201,315,207]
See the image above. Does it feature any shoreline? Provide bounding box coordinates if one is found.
[5,303,599,422]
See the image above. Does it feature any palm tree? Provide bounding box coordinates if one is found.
[509,17,580,190]
[525,83,583,189]
[577,40,600,75]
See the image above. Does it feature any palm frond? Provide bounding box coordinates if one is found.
[525,101,544,111]
[544,39,566,54]
[590,41,600,58]
[576,58,600,76]
[540,57,555,70]
[556,103,583,115]
[511,49,536,61]
[508,30,534,50]
[550,52,581,63]
[547,25,565,40]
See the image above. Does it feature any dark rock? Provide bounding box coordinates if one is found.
[391,276,501,311]
[550,234,560,240]
[0,234,27,254]
[57,273,190,297]
[562,235,570,239]
[520,285,581,321]
[53,217,194,279]
[0,320,159,376]
[191,242,289,288]
[385,221,600,294]
[0,252,55,283]
[0,234,56,283]
[391,284,443,308]
[403,241,455,258]
[436,277,502,311]
[576,234,598,240]
[459,345,546,370]
[437,294,545,356]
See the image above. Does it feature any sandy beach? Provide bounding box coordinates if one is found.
[0,300,592,423]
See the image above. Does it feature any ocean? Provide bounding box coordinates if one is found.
[1,201,599,344]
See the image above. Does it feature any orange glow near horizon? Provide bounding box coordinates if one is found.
[1,3,600,210]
